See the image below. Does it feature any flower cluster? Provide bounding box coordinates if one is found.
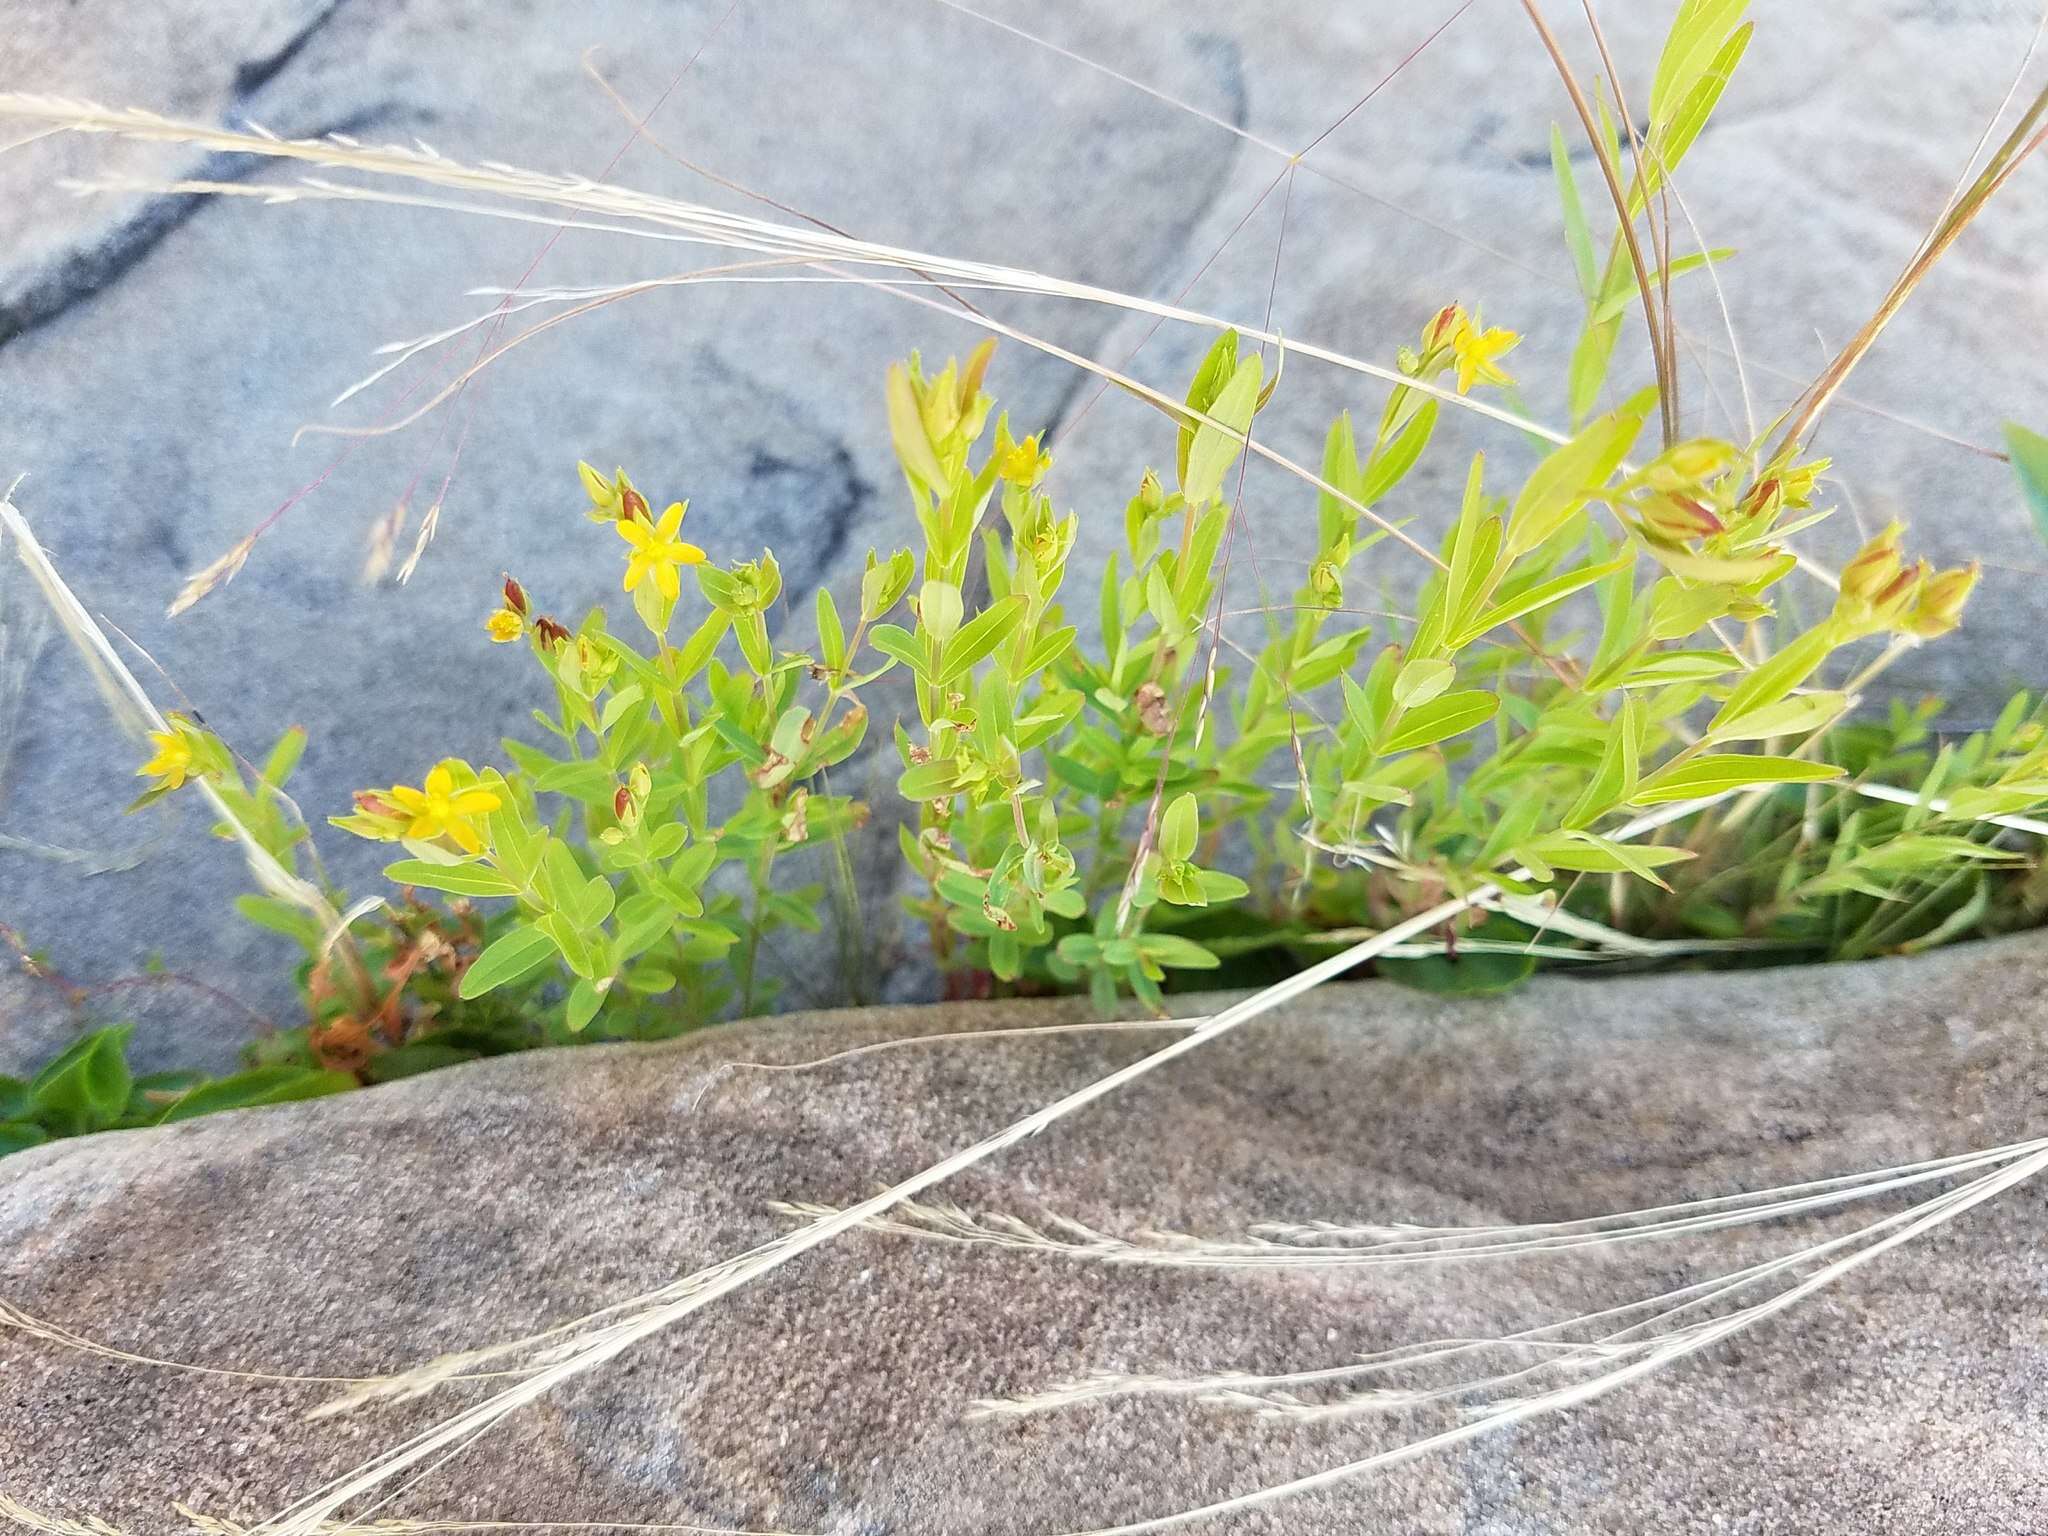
[1835,522,1980,640]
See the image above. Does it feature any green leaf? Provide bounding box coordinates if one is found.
[1457,553,1632,644]
[363,1045,480,1083]
[1136,934,1221,970]
[1019,624,1077,678]
[1507,391,1653,557]
[597,685,645,735]
[1381,690,1499,753]
[2004,422,2048,544]
[1380,917,1539,998]
[0,1120,53,1157]
[867,623,927,680]
[1356,398,1438,506]
[886,361,947,491]
[1183,353,1263,507]
[1707,627,1833,738]
[382,858,519,898]
[565,978,605,1032]
[1160,793,1199,862]
[1521,830,1694,887]
[234,894,323,949]
[898,759,965,802]
[1176,330,1242,487]
[815,586,847,671]
[1637,22,1752,214]
[934,595,1028,684]
[459,923,559,999]
[1706,690,1848,743]
[1633,753,1845,804]
[1197,869,1250,902]
[29,1026,133,1136]
[1588,250,1736,326]
[1616,650,1740,688]
[918,580,964,643]
[1650,0,1751,127]
[1550,123,1598,300]
[1563,696,1640,828]
[156,1067,355,1123]
[261,726,308,788]
[1392,657,1455,709]
[1568,315,1624,426]
[1317,411,1362,546]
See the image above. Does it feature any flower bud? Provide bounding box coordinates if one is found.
[1903,561,1978,639]
[1839,523,1905,607]
[502,576,529,616]
[533,616,571,649]
[1637,493,1724,544]
[1138,467,1165,513]
[1422,303,1464,353]
[1308,556,1344,608]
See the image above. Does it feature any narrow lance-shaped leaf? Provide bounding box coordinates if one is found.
[1633,753,1844,804]
[2004,422,2048,546]
[1635,22,1753,216]
[1182,353,1264,508]
[1357,397,1439,506]
[1550,122,1599,300]
[1588,249,1737,326]
[1380,690,1499,754]
[459,924,558,1000]
[1563,695,1640,828]
[1507,390,1655,557]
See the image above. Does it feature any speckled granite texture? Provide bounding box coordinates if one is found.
[5,935,2046,1533]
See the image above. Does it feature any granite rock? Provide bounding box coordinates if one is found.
[3,936,2046,1532]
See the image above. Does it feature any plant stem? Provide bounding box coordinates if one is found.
[1771,83,2048,458]
[1521,0,1676,447]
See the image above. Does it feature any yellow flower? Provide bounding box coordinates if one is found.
[137,717,205,794]
[616,500,706,600]
[484,607,525,643]
[383,761,502,854]
[997,432,1053,488]
[1449,312,1519,395]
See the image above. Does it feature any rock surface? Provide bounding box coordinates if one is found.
[3,0,2047,1069]
[5,937,2047,1533]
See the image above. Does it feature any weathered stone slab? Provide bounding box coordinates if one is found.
[4,938,2045,1532]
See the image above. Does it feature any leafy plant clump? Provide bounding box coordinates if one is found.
[5,0,2045,1157]
[8,320,2029,1133]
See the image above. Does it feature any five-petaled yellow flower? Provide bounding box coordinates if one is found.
[997,433,1053,488]
[137,717,205,794]
[616,500,706,600]
[385,762,502,854]
[484,607,525,643]
[1449,312,1519,395]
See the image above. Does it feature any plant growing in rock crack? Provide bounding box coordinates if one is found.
[0,0,2043,1126]
[6,3,2048,1534]
[117,316,2014,1053]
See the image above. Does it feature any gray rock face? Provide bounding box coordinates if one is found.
[3,0,2046,1069]
[5,937,2046,1533]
